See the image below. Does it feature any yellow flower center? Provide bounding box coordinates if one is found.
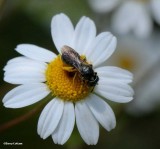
[118,55,135,71]
[45,55,92,102]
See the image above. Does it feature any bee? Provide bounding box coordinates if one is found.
[61,45,99,87]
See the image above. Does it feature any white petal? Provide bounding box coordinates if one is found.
[95,66,133,83]
[2,83,50,108]
[112,1,152,38]
[4,72,45,84]
[75,100,99,145]
[52,102,75,145]
[86,93,116,131]
[150,0,160,25]
[4,60,47,84]
[112,1,138,35]
[6,56,27,65]
[87,32,117,67]
[15,44,56,62]
[37,98,64,139]
[133,4,152,38]
[4,57,47,72]
[51,13,74,53]
[88,0,119,13]
[126,65,160,115]
[95,80,134,103]
[72,16,96,54]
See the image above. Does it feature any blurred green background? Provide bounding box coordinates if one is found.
[0,0,160,149]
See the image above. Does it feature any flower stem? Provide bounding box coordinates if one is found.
[0,93,53,133]
[0,103,42,133]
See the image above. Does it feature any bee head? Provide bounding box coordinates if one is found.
[81,64,94,76]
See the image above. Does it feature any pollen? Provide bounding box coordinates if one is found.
[45,55,92,101]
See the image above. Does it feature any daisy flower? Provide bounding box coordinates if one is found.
[105,34,160,115]
[88,0,120,13]
[112,0,160,38]
[2,13,134,145]
[88,0,160,38]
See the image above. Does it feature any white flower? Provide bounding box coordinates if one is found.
[124,34,160,115]
[150,0,160,25]
[2,13,134,145]
[88,0,119,13]
[112,0,160,38]
[105,34,160,115]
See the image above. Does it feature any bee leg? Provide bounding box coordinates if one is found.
[81,76,86,83]
[80,55,86,62]
[72,72,78,85]
[90,86,94,92]
[62,66,77,72]
[80,55,92,65]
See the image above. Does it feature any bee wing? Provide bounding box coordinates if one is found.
[61,45,81,69]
